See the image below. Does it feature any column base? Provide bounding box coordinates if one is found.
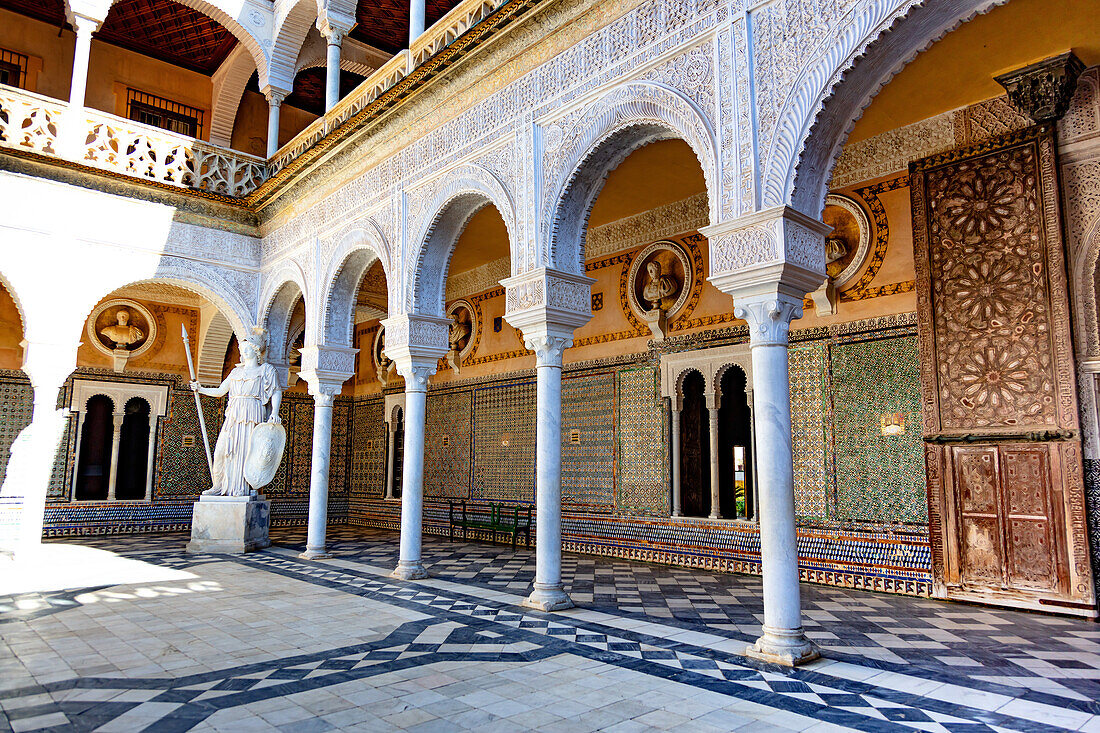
[299,548,332,560]
[708,513,722,520]
[671,511,683,517]
[391,561,429,580]
[522,584,574,612]
[745,626,820,667]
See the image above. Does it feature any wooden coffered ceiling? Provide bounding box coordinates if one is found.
[0,0,464,74]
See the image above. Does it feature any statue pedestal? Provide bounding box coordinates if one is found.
[186,493,270,554]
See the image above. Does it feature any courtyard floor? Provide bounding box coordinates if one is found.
[2,527,1099,732]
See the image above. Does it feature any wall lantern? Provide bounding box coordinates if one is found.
[501,433,511,448]
[880,412,906,436]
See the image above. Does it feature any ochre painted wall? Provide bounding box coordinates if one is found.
[0,282,23,370]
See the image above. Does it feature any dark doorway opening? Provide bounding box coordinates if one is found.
[115,397,151,500]
[75,395,114,501]
[389,407,404,499]
[679,371,709,518]
[718,367,753,520]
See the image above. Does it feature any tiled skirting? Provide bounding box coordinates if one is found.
[348,500,933,596]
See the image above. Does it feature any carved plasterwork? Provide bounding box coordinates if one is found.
[660,344,752,411]
[995,52,1085,124]
[541,79,718,274]
[320,222,388,347]
[445,299,478,373]
[626,240,692,341]
[587,193,709,260]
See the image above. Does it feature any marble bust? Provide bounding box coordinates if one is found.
[100,309,145,348]
[449,315,471,350]
[642,260,679,309]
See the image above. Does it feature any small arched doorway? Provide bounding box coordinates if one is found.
[75,395,114,501]
[387,406,404,500]
[718,367,753,520]
[115,397,151,500]
[679,371,709,517]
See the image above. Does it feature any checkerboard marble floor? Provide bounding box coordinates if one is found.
[1,527,1098,732]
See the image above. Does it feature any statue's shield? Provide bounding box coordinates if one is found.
[245,422,286,489]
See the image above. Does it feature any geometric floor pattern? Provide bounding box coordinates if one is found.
[0,527,1097,732]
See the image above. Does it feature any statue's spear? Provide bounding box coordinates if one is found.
[181,324,214,479]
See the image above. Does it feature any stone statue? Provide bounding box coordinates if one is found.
[376,329,395,385]
[100,309,145,348]
[642,260,678,309]
[191,329,282,497]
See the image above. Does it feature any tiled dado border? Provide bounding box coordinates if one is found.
[39,499,332,538]
[348,501,934,597]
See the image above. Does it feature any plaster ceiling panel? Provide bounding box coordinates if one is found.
[351,0,462,55]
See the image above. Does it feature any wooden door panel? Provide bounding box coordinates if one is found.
[1006,517,1057,591]
[952,446,1004,589]
[1001,446,1060,593]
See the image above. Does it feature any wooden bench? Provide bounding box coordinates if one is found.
[448,499,532,550]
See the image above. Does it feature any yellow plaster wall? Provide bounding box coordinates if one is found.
[851,0,1100,142]
[0,281,24,370]
[232,90,319,157]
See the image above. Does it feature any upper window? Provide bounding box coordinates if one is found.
[126,88,204,138]
[0,49,28,89]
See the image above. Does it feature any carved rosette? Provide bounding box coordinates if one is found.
[703,206,828,305]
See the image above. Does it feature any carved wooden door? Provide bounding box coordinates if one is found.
[949,444,1064,595]
[912,126,1094,615]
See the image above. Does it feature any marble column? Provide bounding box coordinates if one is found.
[265,90,285,158]
[524,334,573,611]
[2,340,78,553]
[68,15,98,107]
[300,389,336,559]
[706,398,721,519]
[409,0,425,45]
[298,345,355,562]
[106,411,125,502]
[144,418,157,501]
[670,404,682,517]
[735,294,818,666]
[392,363,432,580]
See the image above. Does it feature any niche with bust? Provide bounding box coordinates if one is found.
[86,299,157,373]
[626,240,693,341]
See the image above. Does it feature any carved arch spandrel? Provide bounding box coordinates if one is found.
[541,81,717,276]
[259,259,308,367]
[758,0,1010,217]
[404,164,517,317]
[320,222,390,349]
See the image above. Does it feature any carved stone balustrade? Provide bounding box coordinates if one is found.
[0,85,269,197]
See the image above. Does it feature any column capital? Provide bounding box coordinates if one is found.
[262,86,290,106]
[381,313,449,366]
[502,267,595,341]
[733,292,803,347]
[298,345,355,397]
[525,334,571,367]
[703,206,828,300]
[316,16,353,43]
[67,11,102,34]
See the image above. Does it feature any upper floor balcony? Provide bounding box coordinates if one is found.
[0,0,516,201]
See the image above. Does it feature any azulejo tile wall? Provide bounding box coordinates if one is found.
[789,344,830,520]
[562,370,616,511]
[616,367,667,516]
[830,336,926,524]
[350,396,384,501]
[472,380,536,504]
[424,390,473,498]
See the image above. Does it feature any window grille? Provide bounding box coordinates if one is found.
[126,89,204,138]
[0,49,28,89]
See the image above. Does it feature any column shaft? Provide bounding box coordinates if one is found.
[394,385,428,579]
[409,0,425,45]
[670,407,682,516]
[301,394,334,559]
[266,98,282,157]
[325,39,341,112]
[523,340,573,612]
[707,407,720,519]
[144,420,157,501]
[106,413,124,502]
[68,21,94,106]
[385,426,397,500]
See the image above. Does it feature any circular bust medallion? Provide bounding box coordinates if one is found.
[87,299,157,359]
[626,240,693,321]
[822,194,872,289]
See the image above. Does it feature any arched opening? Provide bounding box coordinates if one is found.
[74,395,114,501]
[786,0,1100,614]
[0,275,30,494]
[116,397,152,501]
[386,406,404,500]
[679,371,709,519]
[718,366,753,521]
